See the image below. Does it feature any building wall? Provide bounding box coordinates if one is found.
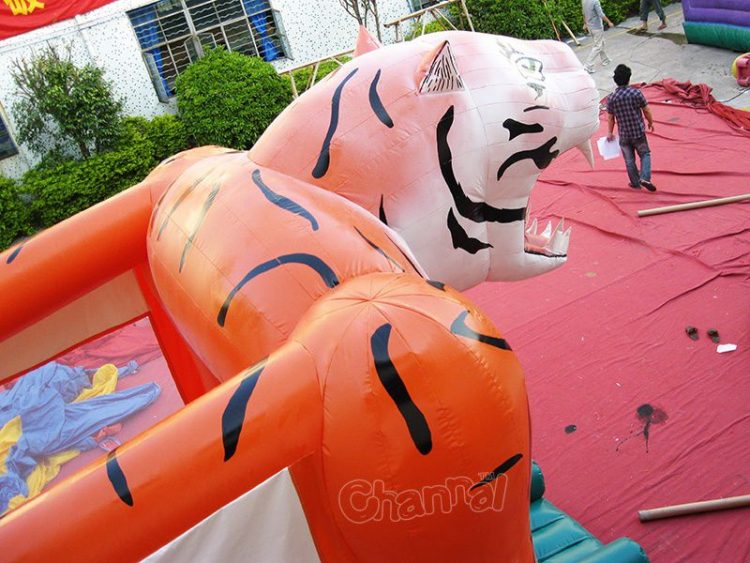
[0,0,418,179]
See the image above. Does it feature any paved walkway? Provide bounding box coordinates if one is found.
[570,2,750,110]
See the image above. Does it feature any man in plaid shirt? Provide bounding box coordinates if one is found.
[606,64,657,191]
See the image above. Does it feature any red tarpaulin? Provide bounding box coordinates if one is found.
[0,0,117,40]
[468,81,750,562]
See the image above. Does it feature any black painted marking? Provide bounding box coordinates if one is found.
[222,362,265,461]
[438,106,526,223]
[354,226,405,272]
[427,280,446,291]
[471,453,523,491]
[218,253,339,326]
[371,323,432,455]
[150,175,180,231]
[527,83,546,99]
[157,177,203,240]
[313,68,359,178]
[383,233,423,276]
[497,137,559,180]
[447,209,493,254]
[379,194,388,225]
[180,185,219,273]
[503,118,543,141]
[369,70,394,128]
[106,450,134,506]
[252,169,318,231]
[524,105,550,112]
[450,310,511,351]
[6,245,23,264]
[565,424,577,434]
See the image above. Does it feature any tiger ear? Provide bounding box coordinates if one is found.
[353,25,382,57]
[417,40,464,94]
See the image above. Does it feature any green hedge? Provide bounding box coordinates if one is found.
[465,0,666,39]
[0,176,32,250]
[176,48,292,149]
[19,113,192,230]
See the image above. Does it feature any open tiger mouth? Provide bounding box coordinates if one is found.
[523,217,570,258]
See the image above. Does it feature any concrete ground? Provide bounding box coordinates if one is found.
[569,2,750,110]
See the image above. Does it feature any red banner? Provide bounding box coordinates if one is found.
[0,0,119,40]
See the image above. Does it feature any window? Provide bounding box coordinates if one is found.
[0,115,18,160]
[128,0,287,101]
[410,0,441,11]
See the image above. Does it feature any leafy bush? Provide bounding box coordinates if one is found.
[146,114,191,163]
[10,45,123,160]
[23,125,156,228]
[176,48,292,149]
[0,176,32,250]
[465,0,670,40]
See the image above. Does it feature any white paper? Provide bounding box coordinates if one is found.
[717,343,737,353]
[597,136,621,160]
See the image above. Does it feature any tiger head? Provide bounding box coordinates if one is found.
[251,28,599,290]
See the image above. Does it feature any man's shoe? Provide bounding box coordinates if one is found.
[639,23,648,32]
[602,59,611,66]
[629,183,642,189]
[640,179,657,191]
[658,21,667,30]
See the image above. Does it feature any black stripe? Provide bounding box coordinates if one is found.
[313,68,359,178]
[218,253,339,326]
[437,106,526,223]
[426,280,445,291]
[150,175,180,231]
[354,226,405,272]
[497,137,559,180]
[471,453,523,491]
[383,232,423,276]
[369,70,394,128]
[180,185,219,273]
[222,362,265,461]
[447,209,493,254]
[157,177,203,240]
[524,105,549,112]
[371,324,432,455]
[252,169,319,231]
[450,310,511,350]
[6,245,23,264]
[379,194,388,225]
[503,118,543,141]
[106,450,134,506]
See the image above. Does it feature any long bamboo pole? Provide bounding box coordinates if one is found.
[639,494,750,522]
[637,193,750,217]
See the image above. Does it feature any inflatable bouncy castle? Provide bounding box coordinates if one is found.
[0,29,647,561]
[682,0,750,52]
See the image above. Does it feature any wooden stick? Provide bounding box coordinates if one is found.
[639,494,750,522]
[561,19,580,45]
[637,193,750,217]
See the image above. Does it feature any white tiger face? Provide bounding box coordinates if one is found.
[251,30,600,290]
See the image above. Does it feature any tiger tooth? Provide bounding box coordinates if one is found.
[577,139,595,168]
[541,220,552,241]
[551,227,572,255]
[525,218,538,236]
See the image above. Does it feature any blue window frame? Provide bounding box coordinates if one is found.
[0,116,18,160]
[128,0,287,101]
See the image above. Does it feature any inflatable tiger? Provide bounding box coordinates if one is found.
[0,28,598,562]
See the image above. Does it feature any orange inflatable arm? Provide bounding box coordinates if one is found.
[0,341,321,562]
